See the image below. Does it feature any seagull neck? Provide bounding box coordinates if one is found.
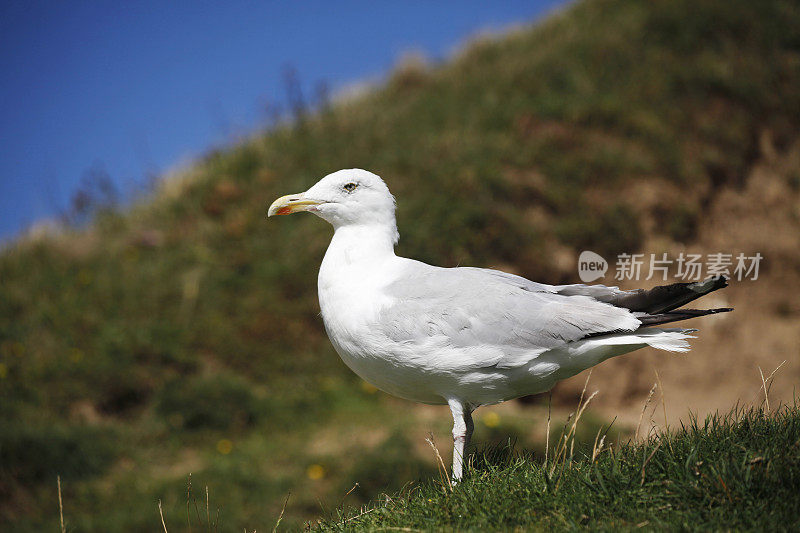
[327,224,397,264]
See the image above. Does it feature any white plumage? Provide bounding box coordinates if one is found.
[268,168,730,481]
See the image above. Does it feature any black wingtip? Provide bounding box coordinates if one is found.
[637,306,733,326]
[614,275,732,314]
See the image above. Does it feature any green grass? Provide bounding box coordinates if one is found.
[317,405,800,531]
[2,0,800,529]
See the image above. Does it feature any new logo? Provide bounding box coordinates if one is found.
[578,250,607,283]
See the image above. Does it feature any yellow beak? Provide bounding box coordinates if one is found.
[267,193,321,217]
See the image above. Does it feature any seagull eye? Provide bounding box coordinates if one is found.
[343,182,358,193]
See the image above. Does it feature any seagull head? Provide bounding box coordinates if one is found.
[268,169,398,239]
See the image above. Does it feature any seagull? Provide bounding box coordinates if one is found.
[268,169,732,481]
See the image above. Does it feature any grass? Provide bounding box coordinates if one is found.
[2,0,800,529]
[316,404,800,531]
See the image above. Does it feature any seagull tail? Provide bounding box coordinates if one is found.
[633,327,697,352]
[574,327,698,356]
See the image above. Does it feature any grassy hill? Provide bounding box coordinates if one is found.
[316,405,800,531]
[2,0,800,530]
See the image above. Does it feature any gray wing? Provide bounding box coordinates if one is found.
[374,262,641,369]
[450,267,641,303]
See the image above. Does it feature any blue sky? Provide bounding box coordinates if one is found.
[0,0,564,240]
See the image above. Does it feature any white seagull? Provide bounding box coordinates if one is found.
[268,169,731,481]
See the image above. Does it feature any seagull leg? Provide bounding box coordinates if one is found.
[448,399,474,483]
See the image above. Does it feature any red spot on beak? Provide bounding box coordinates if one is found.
[277,206,293,215]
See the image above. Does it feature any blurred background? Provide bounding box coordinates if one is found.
[1,0,798,530]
